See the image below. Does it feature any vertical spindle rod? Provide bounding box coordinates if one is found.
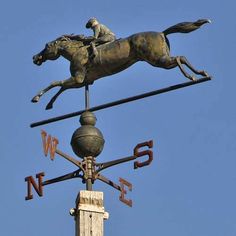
[85,85,90,110]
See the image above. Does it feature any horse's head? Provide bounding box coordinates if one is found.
[33,36,87,66]
[33,38,63,66]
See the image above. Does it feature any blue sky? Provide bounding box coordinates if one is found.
[1,0,236,235]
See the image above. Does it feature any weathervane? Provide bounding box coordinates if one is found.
[26,18,212,236]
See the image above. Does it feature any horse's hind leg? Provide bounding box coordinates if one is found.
[178,56,208,77]
[175,57,196,81]
[153,56,195,81]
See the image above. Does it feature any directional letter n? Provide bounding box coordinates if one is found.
[25,172,45,200]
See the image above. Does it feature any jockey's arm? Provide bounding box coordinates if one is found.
[62,34,85,40]
[71,35,85,40]
[93,25,100,39]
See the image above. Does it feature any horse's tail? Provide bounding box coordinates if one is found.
[162,19,211,36]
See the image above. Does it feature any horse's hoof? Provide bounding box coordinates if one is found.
[189,76,196,81]
[31,96,40,103]
[45,104,53,110]
[202,71,209,77]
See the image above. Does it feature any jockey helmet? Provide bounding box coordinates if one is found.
[86,17,99,28]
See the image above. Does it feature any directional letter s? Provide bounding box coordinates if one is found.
[134,140,153,169]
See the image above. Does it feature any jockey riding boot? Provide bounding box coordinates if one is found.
[90,42,98,59]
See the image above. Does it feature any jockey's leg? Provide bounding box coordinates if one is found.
[74,68,86,84]
[90,42,98,58]
[90,35,116,59]
[94,35,116,45]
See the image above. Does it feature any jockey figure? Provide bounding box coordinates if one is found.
[86,17,116,58]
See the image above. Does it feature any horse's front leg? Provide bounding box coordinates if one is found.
[45,76,85,110]
[31,80,63,103]
[45,87,66,110]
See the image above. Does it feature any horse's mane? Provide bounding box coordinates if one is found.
[55,35,86,49]
[55,36,68,41]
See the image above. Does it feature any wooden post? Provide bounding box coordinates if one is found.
[74,190,109,236]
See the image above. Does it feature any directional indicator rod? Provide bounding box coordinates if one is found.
[42,170,83,186]
[96,174,132,207]
[95,140,153,173]
[25,129,154,206]
[41,130,84,169]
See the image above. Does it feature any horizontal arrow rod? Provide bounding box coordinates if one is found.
[30,76,212,128]
[42,170,82,186]
[96,174,122,192]
[56,149,84,169]
[95,155,136,173]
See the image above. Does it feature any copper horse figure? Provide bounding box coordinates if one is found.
[32,19,210,109]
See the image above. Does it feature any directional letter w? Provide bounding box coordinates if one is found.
[41,130,59,160]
